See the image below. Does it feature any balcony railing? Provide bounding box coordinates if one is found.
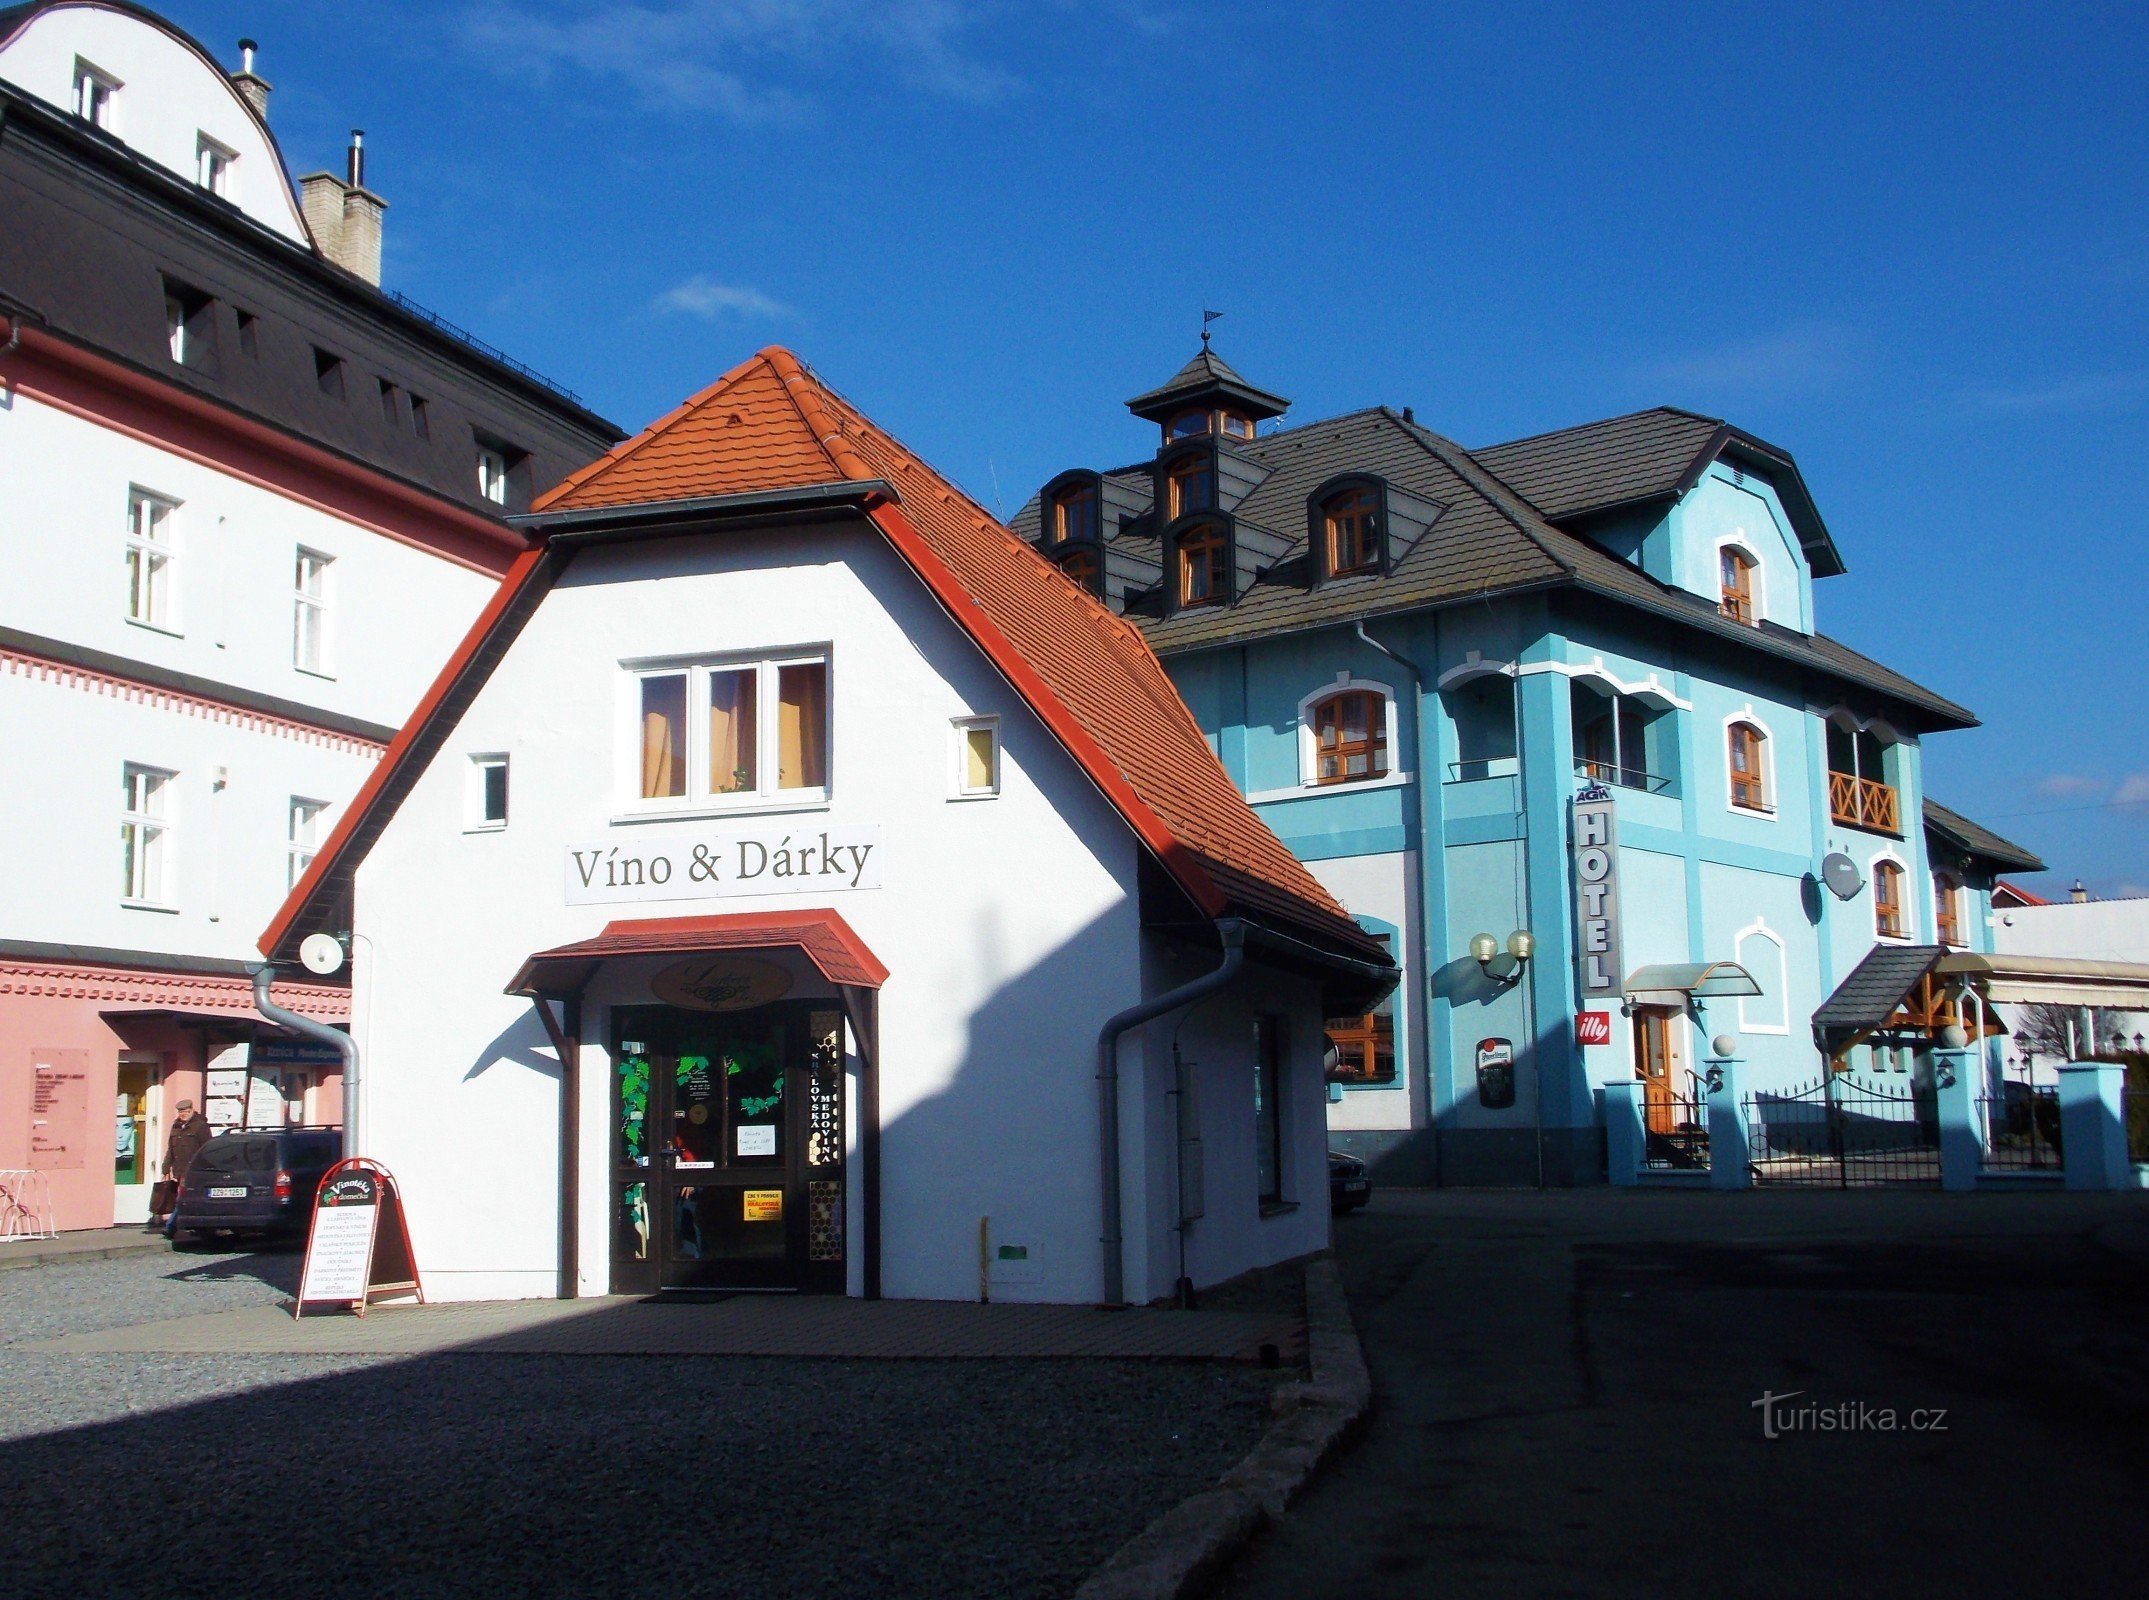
[1828,771,1901,835]
[1573,758,1674,795]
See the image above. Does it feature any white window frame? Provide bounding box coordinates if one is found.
[1292,672,1406,793]
[1870,848,1913,943]
[1723,708,1777,819]
[467,754,510,832]
[72,58,119,130]
[292,547,334,677]
[950,715,1001,800]
[1733,919,1790,1034]
[121,763,174,909]
[618,650,833,821]
[1714,534,1766,624]
[287,797,327,889]
[124,488,180,633]
[195,133,237,198]
[164,293,188,364]
[477,447,509,505]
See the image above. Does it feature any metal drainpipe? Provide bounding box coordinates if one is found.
[252,965,359,1160]
[1096,920,1246,1307]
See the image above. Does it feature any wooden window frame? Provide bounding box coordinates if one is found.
[1325,934,1397,1085]
[1057,546,1099,591]
[1176,521,1228,609]
[1874,859,1907,939]
[1167,454,1214,520]
[1051,483,1096,545]
[1933,872,1963,947]
[1311,689,1390,786]
[1323,487,1382,577]
[1719,546,1756,624]
[1727,720,1771,813]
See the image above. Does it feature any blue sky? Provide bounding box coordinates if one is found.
[184,1,2147,893]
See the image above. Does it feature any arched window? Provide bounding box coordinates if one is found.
[1050,483,1096,545]
[1176,521,1228,608]
[1221,411,1255,440]
[1322,487,1381,577]
[1166,409,1211,441]
[1932,871,1963,946]
[1720,546,1756,624]
[1312,690,1389,785]
[1874,859,1906,938]
[1167,455,1214,519]
[1325,932,1396,1083]
[1728,720,1770,812]
[1571,679,1665,791]
[1057,547,1099,592]
[1446,673,1517,782]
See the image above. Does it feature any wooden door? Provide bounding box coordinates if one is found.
[1633,1009,1678,1135]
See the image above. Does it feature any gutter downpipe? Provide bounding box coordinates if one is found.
[252,965,359,1161]
[1097,919,1246,1307]
[1354,619,1440,1183]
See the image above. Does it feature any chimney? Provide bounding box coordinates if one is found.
[2071,879,2089,903]
[230,38,271,118]
[299,130,387,286]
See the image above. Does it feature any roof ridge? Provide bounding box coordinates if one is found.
[1471,404,1724,455]
[1388,411,1578,578]
[763,347,875,483]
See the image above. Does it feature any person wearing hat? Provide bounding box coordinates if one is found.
[159,1098,211,1235]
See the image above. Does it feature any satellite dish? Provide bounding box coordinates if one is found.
[299,933,346,976]
[1820,852,1863,901]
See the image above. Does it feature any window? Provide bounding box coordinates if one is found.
[1057,547,1099,591]
[121,764,172,905]
[1570,681,1668,792]
[196,135,236,197]
[378,378,403,426]
[953,717,1000,798]
[287,798,326,888]
[1933,872,1963,947]
[1326,934,1396,1084]
[1312,690,1389,785]
[163,282,215,371]
[633,654,829,808]
[313,347,345,399]
[1221,412,1254,440]
[477,446,509,505]
[1727,720,1770,812]
[1322,487,1381,577]
[469,756,509,831]
[1253,1015,1286,1207]
[236,310,260,360]
[1167,455,1214,519]
[1166,409,1211,440]
[1050,483,1096,544]
[1176,521,1227,608]
[1446,673,1517,781]
[73,59,118,129]
[1825,718,1900,835]
[1874,859,1906,938]
[293,548,332,674]
[1720,546,1756,624]
[409,394,431,439]
[125,489,178,628]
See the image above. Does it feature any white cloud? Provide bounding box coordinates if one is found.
[655,276,790,320]
[2036,773,2106,799]
[1636,321,1861,397]
[455,1,1023,121]
[2114,773,2149,808]
[1961,370,2148,415]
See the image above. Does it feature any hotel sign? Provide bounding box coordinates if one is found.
[1572,786,1623,1000]
[565,823,881,907]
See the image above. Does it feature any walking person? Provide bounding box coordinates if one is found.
[161,1099,210,1239]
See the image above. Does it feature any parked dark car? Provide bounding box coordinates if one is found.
[171,1128,342,1244]
[1329,1150,1371,1214]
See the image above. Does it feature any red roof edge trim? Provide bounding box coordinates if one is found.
[530,348,773,515]
[257,543,556,958]
[862,498,1230,920]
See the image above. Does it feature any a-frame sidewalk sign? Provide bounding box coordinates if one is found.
[294,1156,425,1319]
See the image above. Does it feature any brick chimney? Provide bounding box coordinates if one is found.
[299,131,387,286]
[230,39,271,118]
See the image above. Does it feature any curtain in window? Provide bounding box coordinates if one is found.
[708,669,758,795]
[640,675,686,799]
[778,662,828,789]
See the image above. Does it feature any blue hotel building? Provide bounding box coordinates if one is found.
[1017,346,2041,1185]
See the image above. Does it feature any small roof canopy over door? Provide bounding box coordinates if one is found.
[1623,961,1761,1010]
[507,909,888,1000]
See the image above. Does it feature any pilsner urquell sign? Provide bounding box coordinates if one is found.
[1571,786,1622,999]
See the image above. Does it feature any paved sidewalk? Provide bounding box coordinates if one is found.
[34,1291,1304,1361]
[0,1226,167,1271]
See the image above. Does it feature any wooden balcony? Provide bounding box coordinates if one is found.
[1829,770,1900,835]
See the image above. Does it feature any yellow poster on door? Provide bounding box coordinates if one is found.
[743,1189,783,1223]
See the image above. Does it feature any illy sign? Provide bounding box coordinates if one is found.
[1572,785,1623,1000]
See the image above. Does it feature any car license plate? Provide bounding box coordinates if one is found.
[1344,1179,1369,1193]
[207,1185,248,1199]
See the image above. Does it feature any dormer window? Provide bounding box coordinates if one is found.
[196,135,236,197]
[1720,547,1756,624]
[73,60,118,130]
[1051,483,1097,544]
[1164,408,1256,442]
[1057,547,1100,592]
[1323,487,1381,576]
[1167,409,1210,440]
[1176,521,1228,608]
[1167,455,1214,519]
[1220,412,1254,440]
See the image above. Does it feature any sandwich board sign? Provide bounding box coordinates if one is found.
[295,1157,424,1318]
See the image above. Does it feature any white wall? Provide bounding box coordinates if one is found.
[1994,898,2149,962]
[0,5,309,242]
[351,519,1165,1303]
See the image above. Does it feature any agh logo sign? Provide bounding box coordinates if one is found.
[1571,785,1623,1000]
[565,824,881,907]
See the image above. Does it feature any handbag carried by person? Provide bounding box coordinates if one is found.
[149,1179,178,1215]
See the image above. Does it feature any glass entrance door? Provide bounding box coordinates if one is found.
[611,1003,845,1294]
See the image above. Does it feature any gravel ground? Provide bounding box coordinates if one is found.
[0,1250,1279,1599]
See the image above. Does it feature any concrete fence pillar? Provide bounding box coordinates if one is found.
[2058,1062,2129,1192]
[1934,1048,1981,1192]
[1603,1082,1645,1186]
[1706,1057,1750,1190]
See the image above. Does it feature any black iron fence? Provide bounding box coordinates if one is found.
[1641,1076,1710,1172]
[1746,1072,1940,1187]
[1982,1084,2063,1174]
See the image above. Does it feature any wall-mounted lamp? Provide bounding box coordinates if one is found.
[1471,929,1534,987]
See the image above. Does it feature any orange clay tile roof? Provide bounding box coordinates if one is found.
[539,348,1377,956]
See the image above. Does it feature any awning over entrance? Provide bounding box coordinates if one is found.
[1623,961,1762,1009]
[1812,944,2011,1060]
[1936,951,2149,1010]
[506,909,889,999]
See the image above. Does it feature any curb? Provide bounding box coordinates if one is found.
[1074,1254,1370,1600]
[0,1234,171,1273]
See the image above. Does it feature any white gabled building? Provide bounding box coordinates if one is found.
[0,1,618,1233]
[263,348,1394,1305]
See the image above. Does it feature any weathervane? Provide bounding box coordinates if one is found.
[1201,308,1222,347]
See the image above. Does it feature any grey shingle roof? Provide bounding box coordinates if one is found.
[1923,798,2046,874]
[1124,344,1292,417]
[1812,944,1947,1035]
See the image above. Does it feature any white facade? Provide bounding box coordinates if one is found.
[347,519,1335,1303]
[1994,897,2149,1052]
[0,5,309,241]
